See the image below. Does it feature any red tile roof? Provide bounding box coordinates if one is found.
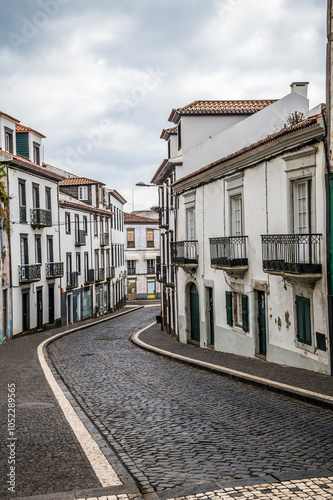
[0,111,20,123]
[160,126,178,140]
[16,123,46,138]
[169,100,277,123]
[59,177,104,186]
[124,212,159,223]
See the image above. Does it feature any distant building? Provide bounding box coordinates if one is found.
[124,211,160,300]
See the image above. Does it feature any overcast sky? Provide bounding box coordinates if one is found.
[0,0,327,210]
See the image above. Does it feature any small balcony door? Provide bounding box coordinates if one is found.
[20,235,28,265]
[186,208,195,260]
[47,237,54,263]
[293,179,311,264]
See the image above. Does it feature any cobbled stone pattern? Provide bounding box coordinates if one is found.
[0,331,99,500]
[164,476,333,500]
[49,306,333,493]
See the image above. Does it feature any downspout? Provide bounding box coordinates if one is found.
[326,0,333,375]
[6,164,13,339]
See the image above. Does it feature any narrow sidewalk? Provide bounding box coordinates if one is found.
[132,322,333,409]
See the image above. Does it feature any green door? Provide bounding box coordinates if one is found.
[190,283,200,342]
[258,291,266,355]
[208,288,214,345]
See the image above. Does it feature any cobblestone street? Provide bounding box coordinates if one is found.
[48,306,333,495]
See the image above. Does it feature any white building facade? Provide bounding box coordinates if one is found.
[153,83,331,374]
[125,212,160,300]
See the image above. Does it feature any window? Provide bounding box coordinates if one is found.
[32,183,40,208]
[83,216,88,234]
[76,252,81,274]
[65,212,71,234]
[178,122,182,150]
[296,295,312,346]
[94,215,98,237]
[231,195,243,236]
[78,186,88,201]
[47,237,53,263]
[45,187,52,211]
[127,260,136,275]
[99,186,102,204]
[127,229,135,248]
[147,229,154,248]
[33,143,40,165]
[225,291,249,332]
[35,236,42,264]
[20,235,28,265]
[5,128,13,153]
[147,259,155,274]
[110,205,114,228]
[19,179,26,223]
[293,179,310,234]
[186,208,195,240]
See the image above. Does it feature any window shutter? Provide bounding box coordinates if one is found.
[296,296,312,346]
[226,291,233,326]
[242,294,249,332]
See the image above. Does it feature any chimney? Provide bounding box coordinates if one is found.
[290,82,309,99]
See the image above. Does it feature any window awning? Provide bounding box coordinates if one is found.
[125,253,139,260]
[144,253,158,260]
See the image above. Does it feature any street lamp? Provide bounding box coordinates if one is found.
[136,182,164,188]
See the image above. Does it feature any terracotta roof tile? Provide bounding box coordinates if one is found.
[16,123,46,138]
[169,100,277,122]
[160,126,178,140]
[124,212,159,223]
[0,111,20,123]
[59,177,104,186]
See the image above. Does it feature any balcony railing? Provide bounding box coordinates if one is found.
[19,264,41,283]
[210,236,248,268]
[171,240,198,266]
[147,266,155,274]
[159,207,169,229]
[31,208,52,227]
[75,230,86,246]
[127,267,136,275]
[100,233,110,247]
[95,268,105,281]
[46,262,64,278]
[66,271,79,288]
[85,269,95,283]
[20,206,26,223]
[106,266,116,279]
[261,234,322,275]
[156,262,161,281]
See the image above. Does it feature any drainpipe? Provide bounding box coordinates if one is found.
[326,0,333,374]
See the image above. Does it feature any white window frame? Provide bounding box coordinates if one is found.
[78,186,88,201]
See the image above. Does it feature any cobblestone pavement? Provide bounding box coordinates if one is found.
[48,306,333,494]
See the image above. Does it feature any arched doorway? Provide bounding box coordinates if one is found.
[190,283,200,342]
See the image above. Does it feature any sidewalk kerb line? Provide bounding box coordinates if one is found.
[36,307,144,488]
[132,324,333,406]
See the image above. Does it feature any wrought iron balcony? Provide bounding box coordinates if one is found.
[75,230,86,246]
[210,236,248,269]
[261,234,322,276]
[156,262,161,281]
[66,271,78,288]
[95,268,105,281]
[20,206,26,223]
[159,207,169,229]
[147,266,155,274]
[46,262,64,278]
[85,269,95,284]
[127,267,136,275]
[19,264,41,283]
[106,266,116,279]
[100,233,110,247]
[31,208,52,227]
[171,240,198,266]
[159,264,175,287]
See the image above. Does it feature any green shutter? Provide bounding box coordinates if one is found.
[226,291,233,326]
[16,132,29,159]
[242,294,249,332]
[296,296,312,346]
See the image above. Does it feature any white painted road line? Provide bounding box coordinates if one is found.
[133,324,333,405]
[38,333,123,487]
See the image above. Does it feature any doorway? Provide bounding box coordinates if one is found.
[48,285,54,325]
[127,280,136,300]
[190,283,200,342]
[22,290,30,333]
[207,287,214,346]
[2,289,7,340]
[37,288,43,330]
[258,291,266,355]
